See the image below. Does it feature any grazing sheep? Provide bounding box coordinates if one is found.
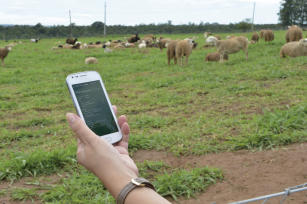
[176,39,193,66]
[216,36,248,62]
[263,30,274,42]
[144,34,156,41]
[251,32,259,43]
[286,25,303,42]
[205,52,228,62]
[128,34,140,43]
[66,38,78,45]
[85,57,98,64]
[0,46,11,66]
[167,40,178,65]
[158,38,171,51]
[280,38,307,58]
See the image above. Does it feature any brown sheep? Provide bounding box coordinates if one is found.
[280,38,307,58]
[205,52,228,62]
[127,34,140,43]
[175,39,193,66]
[259,30,265,38]
[286,25,303,42]
[144,34,156,41]
[158,38,171,51]
[263,30,274,42]
[167,40,178,65]
[251,32,259,42]
[66,38,78,45]
[0,46,11,66]
[216,36,248,62]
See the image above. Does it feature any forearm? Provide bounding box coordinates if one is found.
[125,187,171,204]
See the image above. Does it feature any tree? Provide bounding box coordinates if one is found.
[279,0,307,26]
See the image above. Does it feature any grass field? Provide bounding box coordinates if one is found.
[0,31,306,203]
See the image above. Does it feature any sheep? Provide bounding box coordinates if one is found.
[144,34,156,41]
[30,38,39,43]
[205,52,228,62]
[184,38,198,49]
[251,32,259,43]
[72,42,81,49]
[286,25,303,42]
[215,36,248,62]
[158,38,171,51]
[176,39,193,66]
[102,45,113,53]
[124,42,136,48]
[263,30,274,42]
[280,38,307,58]
[87,44,103,49]
[0,46,11,66]
[206,36,218,46]
[138,40,147,49]
[128,33,140,43]
[204,32,212,38]
[85,57,98,64]
[166,40,178,65]
[66,38,78,45]
[259,30,265,38]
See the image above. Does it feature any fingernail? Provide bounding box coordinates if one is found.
[66,113,76,124]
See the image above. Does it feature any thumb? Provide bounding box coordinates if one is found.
[66,113,97,144]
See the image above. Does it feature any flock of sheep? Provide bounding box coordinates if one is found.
[0,25,306,67]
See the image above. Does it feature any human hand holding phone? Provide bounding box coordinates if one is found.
[66,105,138,198]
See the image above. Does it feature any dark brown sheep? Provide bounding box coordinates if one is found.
[251,32,259,42]
[263,30,274,42]
[66,38,78,45]
[0,46,11,66]
[127,34,140,43]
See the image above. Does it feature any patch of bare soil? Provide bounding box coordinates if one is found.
[133,143,307,204]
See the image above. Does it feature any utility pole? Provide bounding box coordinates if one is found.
[251,2,256,32]
[104,0,107,36]
[69,10,72,38]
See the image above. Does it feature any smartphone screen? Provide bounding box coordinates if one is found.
[72,80,118,136]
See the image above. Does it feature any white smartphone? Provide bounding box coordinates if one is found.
[66,71,122,144]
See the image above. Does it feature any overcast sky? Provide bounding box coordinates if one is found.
[1,0,281,26]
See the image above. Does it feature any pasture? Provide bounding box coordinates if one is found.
[0,31,307,203]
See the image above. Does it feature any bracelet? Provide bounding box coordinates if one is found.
[116,177,156,204]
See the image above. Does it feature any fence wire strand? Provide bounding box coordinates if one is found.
[229,182,307,204]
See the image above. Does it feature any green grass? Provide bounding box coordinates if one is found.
[0,30,306,202]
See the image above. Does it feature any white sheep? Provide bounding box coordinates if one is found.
[206,36,218,46]
[138,40,147,49]
[215,36,248,62]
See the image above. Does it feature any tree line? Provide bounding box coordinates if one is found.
[0,22,283,40]
[1,0,305,40]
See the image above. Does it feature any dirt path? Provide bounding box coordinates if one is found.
[133,143,307,204]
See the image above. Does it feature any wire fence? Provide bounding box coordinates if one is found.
[229,182,307,204]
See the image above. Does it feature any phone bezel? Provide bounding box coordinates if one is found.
[66,71,122,144]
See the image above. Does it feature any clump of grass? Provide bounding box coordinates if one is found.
[138,160,170,179]
[0,146,76,181]
[41,170,114,203]
[229,104,307,150]
[11,188,39,202]
[154,167,223,200]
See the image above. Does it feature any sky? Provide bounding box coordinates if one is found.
[0,0,281,26]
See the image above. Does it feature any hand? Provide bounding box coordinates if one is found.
[66,106,138,197]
